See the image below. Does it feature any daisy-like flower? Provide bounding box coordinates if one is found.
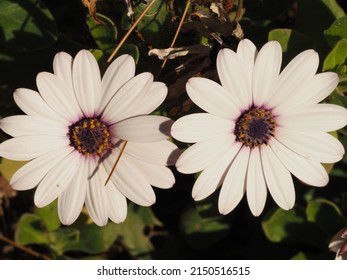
[329,228,347,260]
[171,39,347,216]
[0,50,179,226]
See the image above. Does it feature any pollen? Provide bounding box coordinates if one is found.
[234,107,276,148]
[68,117,111,156]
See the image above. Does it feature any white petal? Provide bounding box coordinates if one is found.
[102,73,153,123]
[217,49,252,109]
[218,147,250,215]
[266,50,319,108]
[125,140,180,166]
[260,145,295,210]
[72,50,102,116]
[274,72,339,114]
[270,138,329,187]
[53,52,74,92]
[36,72,82,122]
[246,147,267,216]
[103,153,156,206]
[13,88,67,124]
[124,156,175,189]
[58,161,87,225]
[85,158,109,226]
[171,113,234,143]
[0,115,66,137]
[105,181,127,224]
[34,151,81,208]
[10,146,74,191]
[275,127,344,163]
[237,39,257,93]
[176,134,235,174]
[192,141,242,201]
[252,41,282,106]
[277,104,347,132]
[112,115,173,142]
[99,54,136,111]
[186,77,241,119]
[0,135,70,161]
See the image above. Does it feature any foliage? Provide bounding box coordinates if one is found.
[1,0,347,260]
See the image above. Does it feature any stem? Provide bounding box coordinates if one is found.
[107,0,157,63]
[104,141,128,186]
[0,234,50,260]
[157,0,192,78]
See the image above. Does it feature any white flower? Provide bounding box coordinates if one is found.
[329,228,347,260]
[0,50,179,226]
[171,39,347,216]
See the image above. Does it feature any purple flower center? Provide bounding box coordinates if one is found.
[68,117,111,156]
[234,107,276,148]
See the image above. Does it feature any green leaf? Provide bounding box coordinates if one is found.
[0,159,26,182]
[35,201,60,232]
[112,204,161,258]
[295,0,345,56]
[15,213,49,246]
[322,39,347,71]
[179,203,230,250]
[0,0,57,51]
[324,16,347,47]
[51,222,118,255]
[306,198,346,234]
[118,43,140,64]
[262,207,306,243]
[134,0,171,48]
[268,29,314,66]
[86,13,117,54]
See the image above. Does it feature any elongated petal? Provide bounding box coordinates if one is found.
[125,140,180,166]
[176,134,235,174]
[34,151,81,208]
[0,115,66,137]
[217,49,252,109]
[13,88,67,124]
[124,156,175,189]
[99,54,136,111]
[103,153,156,206]
[72,50,101,116]
[186,77,241,119]
[270,138,329,187]
[218,147,250,215]
[102,73,153,123]
[36,72,82,122]
[246,147,267,216]
[10,147,74,191]
[58,161,88,225]
[275,127,344,163]
[85,158,109,226]
[274,72,339,114]
[261,145,295,210]
[171,113,234,143]
[112,115,173,142]
[0,135,69,161]
[267,50,319,108]
[192,141,242,201]
[277,104,347,132]
[105,182,127,224]
[237,39,257,93]
[252,41,282,106]
[53,52,74,93]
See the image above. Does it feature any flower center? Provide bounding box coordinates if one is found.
[234,107,276,148]
[68,117,111,156]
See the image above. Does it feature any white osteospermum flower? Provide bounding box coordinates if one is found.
[329,228,347,260]
[0,50,179,226]
[171,39,347,216]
